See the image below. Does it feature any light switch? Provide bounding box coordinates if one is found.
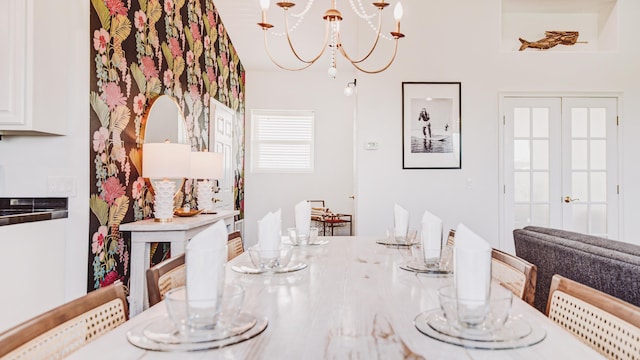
[364,141,379,150]
[48,176,77,197]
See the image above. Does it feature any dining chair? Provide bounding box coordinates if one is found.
[227,230,244,261]
[0,280,128,359]
[146,252,186,307]
[146,230,245,307]
[546,274,640,360]
[491,248,537,306]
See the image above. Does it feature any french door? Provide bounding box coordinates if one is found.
[502,96,619,251]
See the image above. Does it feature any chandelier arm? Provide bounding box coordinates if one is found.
[282,10,331,64]
[263,30,316,71]
[335,9,384,64]
[339,38,399,74]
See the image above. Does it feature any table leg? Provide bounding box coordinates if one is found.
[128,240,149,317]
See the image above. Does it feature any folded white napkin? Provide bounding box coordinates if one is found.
[294,201,311,236]
[258,209,282,255]
[454,223,492,304]
[421,210,443,259]
[185,220,227,307]
[394,204,409,238]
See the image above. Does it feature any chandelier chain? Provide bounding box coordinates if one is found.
[351,0,393,41]
[270,0,315,36]
[269,0,392,40]
[348,0,376,20]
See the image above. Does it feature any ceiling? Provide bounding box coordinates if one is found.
[502,0,617,13]
[214,0,387,72]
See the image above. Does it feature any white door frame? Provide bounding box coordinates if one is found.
[498,91,624,252]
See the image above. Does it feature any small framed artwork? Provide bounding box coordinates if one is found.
[402,82,461,169]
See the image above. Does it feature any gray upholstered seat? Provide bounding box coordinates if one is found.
[514,226,640,313]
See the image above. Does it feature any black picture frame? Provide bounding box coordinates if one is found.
[402,82,461,169]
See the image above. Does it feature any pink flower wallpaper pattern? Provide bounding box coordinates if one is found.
[89,0,245,291]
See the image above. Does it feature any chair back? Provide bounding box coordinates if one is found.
[0,281,128,359]
[546,274,640,360]
[491,248,537,306]
[228,230,244,261]
[146,253,186,307]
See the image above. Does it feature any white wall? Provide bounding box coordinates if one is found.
[244,70,356,246]
[355,0,640,248]
[245,0,640,249]
[0,0,89,331]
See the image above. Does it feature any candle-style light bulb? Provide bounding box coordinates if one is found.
[393,2,403,34]
[260,0,270,10]
[394,2,403,21]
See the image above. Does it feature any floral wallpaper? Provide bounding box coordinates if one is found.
[89,0,245,291]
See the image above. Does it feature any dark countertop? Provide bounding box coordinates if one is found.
[0,197,68,226]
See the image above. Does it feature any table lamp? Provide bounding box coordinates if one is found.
[190,151,223,213]
[142,141,190,222]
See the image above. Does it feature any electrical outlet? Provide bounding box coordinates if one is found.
[47,176,77,197]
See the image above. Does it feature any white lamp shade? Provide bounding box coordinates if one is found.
[190,151,223,180]
[142,142,190,179]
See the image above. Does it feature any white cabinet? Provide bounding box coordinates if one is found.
[0,219,66,332]
[0,0,67,135]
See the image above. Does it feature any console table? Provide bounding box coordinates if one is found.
[120,210,239,317]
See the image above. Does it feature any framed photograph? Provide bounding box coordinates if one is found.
[402,82,461,169]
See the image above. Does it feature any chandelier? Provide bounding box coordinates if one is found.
[257,0,405,77]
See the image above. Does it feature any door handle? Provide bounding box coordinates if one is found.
[564,196,580,203]
[349,195,355,199]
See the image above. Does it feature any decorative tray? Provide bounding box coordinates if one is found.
[174,209,204,217]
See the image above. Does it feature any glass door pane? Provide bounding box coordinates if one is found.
[561,98,618,239]
[503,98,562,252]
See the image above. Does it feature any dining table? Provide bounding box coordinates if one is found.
[68,236,605,359]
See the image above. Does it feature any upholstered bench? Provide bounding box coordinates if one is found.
[513,226,640,313]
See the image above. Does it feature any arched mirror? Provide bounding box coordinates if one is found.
[141,95,190,202]
[142,95,188,145]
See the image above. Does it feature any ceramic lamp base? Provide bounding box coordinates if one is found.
[196,180,214,213]
[153,180,176,222]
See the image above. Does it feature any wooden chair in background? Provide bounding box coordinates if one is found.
[491,248,537,306]
[446,229,455,246]
[546,274,640,360]
[146,230,245,307]
[308,200,353,236]
[227,230,244,261]
[0,281,128,359]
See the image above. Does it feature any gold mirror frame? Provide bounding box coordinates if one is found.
[140,95,190,201]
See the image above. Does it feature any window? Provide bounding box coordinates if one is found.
[251,109,315,173]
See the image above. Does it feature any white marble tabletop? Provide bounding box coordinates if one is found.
[68,236,604,359]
